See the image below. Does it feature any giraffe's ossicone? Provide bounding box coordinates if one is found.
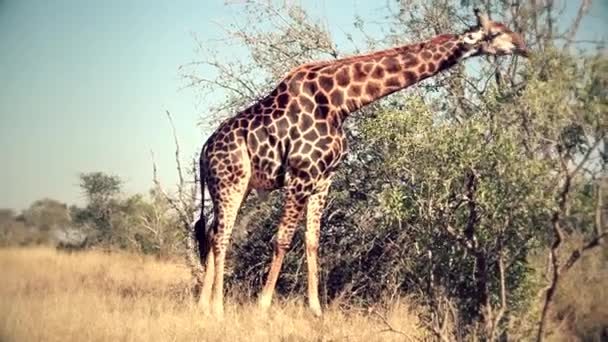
[194,8,529,318]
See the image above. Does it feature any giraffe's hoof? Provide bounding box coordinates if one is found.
[310,306,322,318]
[210,302,224,320]
[199,302,211,317]
[211,310,224,321]
[258,296,272,312]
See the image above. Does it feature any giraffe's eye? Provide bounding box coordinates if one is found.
[487,31,502,40]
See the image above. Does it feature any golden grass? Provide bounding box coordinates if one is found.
[0,247,424,342]
[507,239,608,342]
[546,242,608,341]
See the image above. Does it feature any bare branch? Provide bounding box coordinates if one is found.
[595,178,604,238]
[577,139,604,176]
[151,151,186,224]
[190,157,199,208]
[165,110,185,201]
[181,74,252,99]
[421,293,454,342]
[561,232,607,272]
[563,0,592,50]
[546,0,554,41]
[490,247,507,341]
[150,122,204,301]
[371,309,415,341]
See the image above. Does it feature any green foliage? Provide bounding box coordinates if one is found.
[359,94,555,314]
[0,171,186,257]
[79,172,121,203]
[74,172,123,243]
[189,2,606,338]
[109,189,183,257]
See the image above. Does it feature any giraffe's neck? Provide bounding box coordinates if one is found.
[322,32,475,118]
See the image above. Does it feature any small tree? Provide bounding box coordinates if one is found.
[22,198,70,232]
[75,172,122,244]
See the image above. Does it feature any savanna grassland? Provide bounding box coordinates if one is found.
[1,2,605,341]
[1,243,606,341]
[0,247,426,342]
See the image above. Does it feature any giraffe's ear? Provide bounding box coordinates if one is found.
[474,8,491,31]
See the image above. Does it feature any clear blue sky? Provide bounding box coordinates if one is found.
[1,0,606,210]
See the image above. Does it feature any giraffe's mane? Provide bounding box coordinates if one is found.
[294,33,458,73]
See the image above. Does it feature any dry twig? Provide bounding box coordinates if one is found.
[371,309,416,341]
[151,111,204,299]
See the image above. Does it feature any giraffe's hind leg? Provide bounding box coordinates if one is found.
[207,176,249,319]
[199,141,251,318]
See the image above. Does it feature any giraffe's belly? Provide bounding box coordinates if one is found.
[243,114,348,192]
[247,153,288,191]
[249,165,286,191]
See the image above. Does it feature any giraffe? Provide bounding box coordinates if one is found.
[194,9,529,318]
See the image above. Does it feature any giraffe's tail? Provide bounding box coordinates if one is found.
[194,153,209,265]
[194,215,208,264]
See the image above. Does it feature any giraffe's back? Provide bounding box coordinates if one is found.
[202,67,348,194]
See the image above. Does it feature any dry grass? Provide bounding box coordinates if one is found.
[0,247,425,342]
[546,240,608,341]
[508,239,608,342]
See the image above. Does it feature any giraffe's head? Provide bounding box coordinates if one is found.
[463,9,530,58]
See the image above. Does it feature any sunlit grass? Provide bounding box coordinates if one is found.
[2,245,603,341]
[0,247,425,342]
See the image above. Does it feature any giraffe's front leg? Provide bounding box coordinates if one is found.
[305,178,331,317]
[258,186,308,311]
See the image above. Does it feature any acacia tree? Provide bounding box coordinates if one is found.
[182,1,605,339]
[73,172,122,244]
